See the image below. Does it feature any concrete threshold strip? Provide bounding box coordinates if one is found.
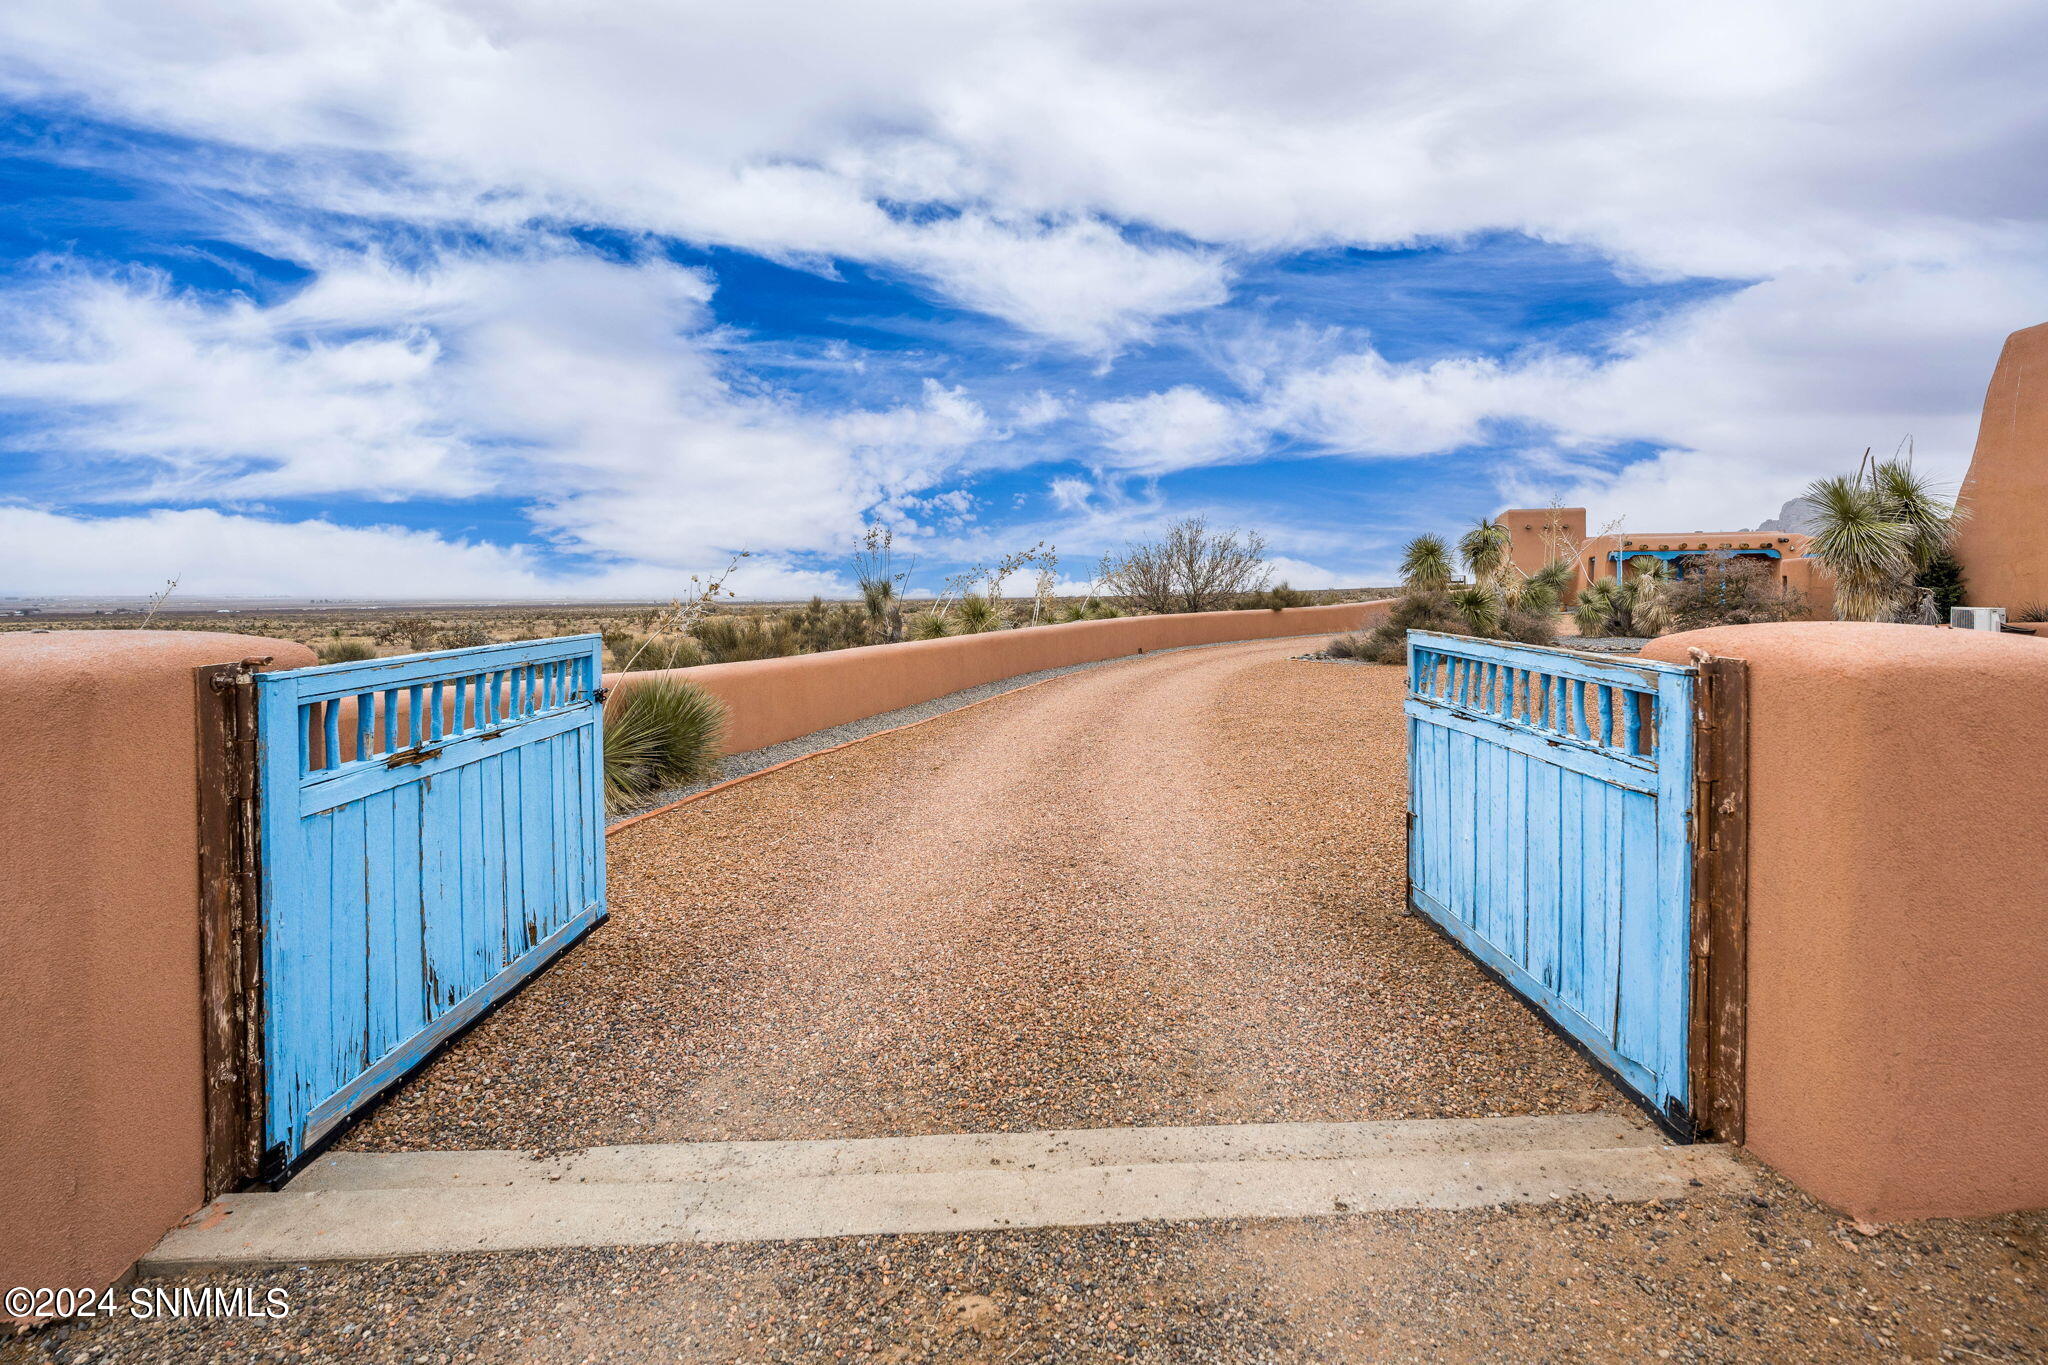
[144,1113,1750,1272]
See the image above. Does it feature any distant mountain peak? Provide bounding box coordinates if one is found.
[1751,496,1820,535]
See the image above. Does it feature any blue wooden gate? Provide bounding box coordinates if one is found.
[254,635,607,1169]
[1405,631,1697,1124]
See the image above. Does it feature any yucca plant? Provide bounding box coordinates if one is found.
[1450,583,1504,635]
[1573,559,1672,637]
[1870,458,1964,570]
[602,678,727,814]
[1573,579,1627,636]
[1399,534,1454,592]
[1510,559,1575,616]
[1458,519,1514,589]
[1804,473,1915,622]
[908,611,953,639]
[953,593,1002,633]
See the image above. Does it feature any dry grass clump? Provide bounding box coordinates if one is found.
[317,638,377,663]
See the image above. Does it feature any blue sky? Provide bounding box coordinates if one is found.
[2,2,2045,599]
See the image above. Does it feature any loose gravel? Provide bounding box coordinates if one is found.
[342,637,1618,1154]
[12,1164,2041,1363]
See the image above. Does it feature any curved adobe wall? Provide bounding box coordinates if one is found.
[0,631,314,1303]
[610,600,1395,754]
[1645,622,2048,1221]
[1954,321,2048,609]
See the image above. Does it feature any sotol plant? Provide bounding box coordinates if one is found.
[602,678,727,814]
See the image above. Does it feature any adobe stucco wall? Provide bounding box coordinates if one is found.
[0,630,314,1303]
[610,600,1395,754]
[1645,623,2048,1221]
[1954,321,2048,610]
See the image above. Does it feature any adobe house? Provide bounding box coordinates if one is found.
[1953,320,2048,613]
[1498,505,1833,614]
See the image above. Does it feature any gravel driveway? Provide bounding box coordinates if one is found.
[344,636,1618,1152]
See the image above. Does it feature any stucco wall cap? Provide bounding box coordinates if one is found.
[1643,620,2048,677]
[0,629,307,678]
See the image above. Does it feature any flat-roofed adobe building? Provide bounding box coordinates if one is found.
[1498,506,1833,615]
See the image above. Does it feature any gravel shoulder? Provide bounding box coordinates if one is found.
[343,636,1619,1152]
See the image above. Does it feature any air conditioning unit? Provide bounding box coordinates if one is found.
[1951,606,2006,632]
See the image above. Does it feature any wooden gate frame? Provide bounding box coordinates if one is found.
[194,658,271,1198]
[1686,651,1750,1143]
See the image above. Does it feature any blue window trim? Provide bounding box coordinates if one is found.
[1610,548,1782,562]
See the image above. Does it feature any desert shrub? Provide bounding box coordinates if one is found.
[612,634,705,671]
[1497,605,1559,645]
[317,639,377,664]
[953,593,1003,633]
[1058,596,1126,622]
[787,596,875,653]
[377,617,441,651]
[1914,550,1968,617]
[1097,516,1272,614]
[693,613,800,663]
[1236,581,1313,611]
[1325,633,1373,660]
[1663,557,1806,631]
[907,611,953,639]
[1355,590,1474,663]
[1574,561,1673,638]
[1340,581,1557,665]
[602,678,727,814]
[435,623,493,650]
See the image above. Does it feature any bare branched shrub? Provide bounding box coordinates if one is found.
[1663,556,1806,631]
[378,618,441,651]
[1097,517,1271,614]
[435,623,492,649]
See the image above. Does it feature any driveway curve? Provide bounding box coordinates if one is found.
[345,636,1621,1152]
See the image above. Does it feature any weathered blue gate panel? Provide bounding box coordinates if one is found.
[1405,631,1695,1120]
[255,636,606,1166]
